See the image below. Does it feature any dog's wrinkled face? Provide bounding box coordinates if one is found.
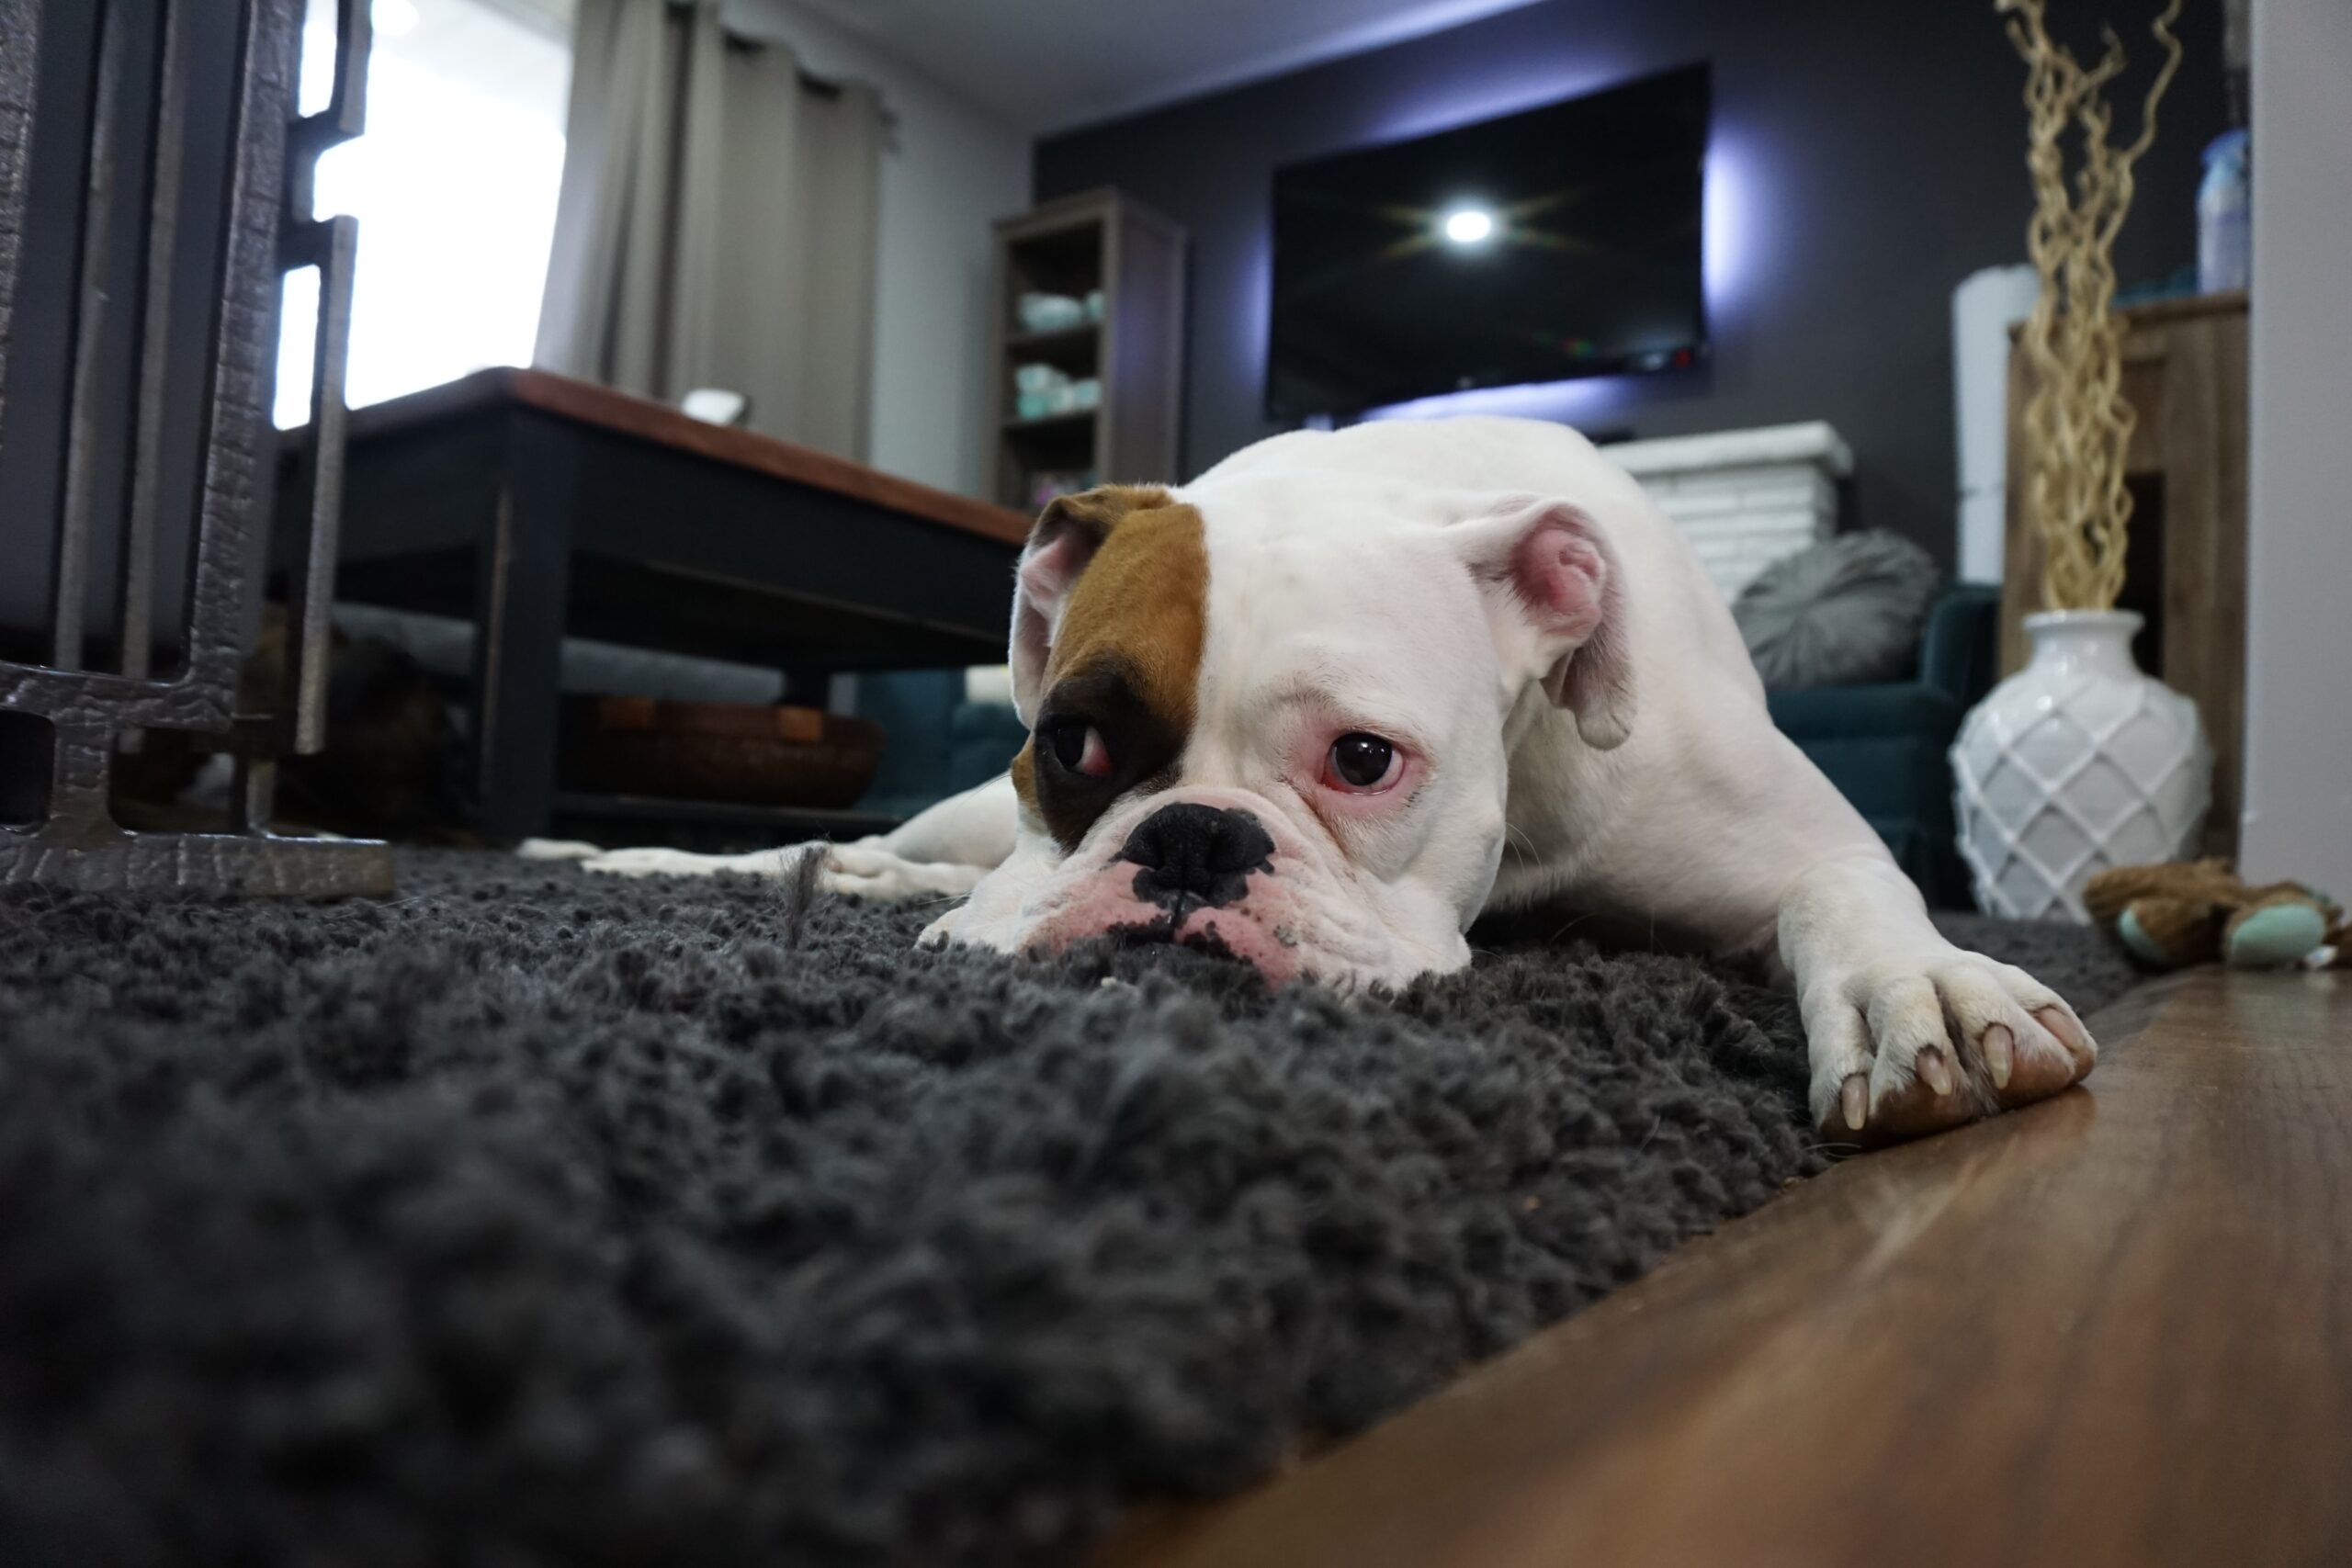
[925,477,1631,987]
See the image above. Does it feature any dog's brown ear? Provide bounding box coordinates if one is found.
[1009,485,1170,721]
[1450,497,1634,750]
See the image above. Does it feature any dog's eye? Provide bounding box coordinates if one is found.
[1325,732,1401,792]
[1046,720,1113,779]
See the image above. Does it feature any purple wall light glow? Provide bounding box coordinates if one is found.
[1352,370,1634,429]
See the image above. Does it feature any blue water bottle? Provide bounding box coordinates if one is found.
[2198,128,2250,294]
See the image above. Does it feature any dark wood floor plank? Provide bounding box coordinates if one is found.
[1102,968,2352,1568]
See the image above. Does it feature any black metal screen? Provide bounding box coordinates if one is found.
[0,0,390,894]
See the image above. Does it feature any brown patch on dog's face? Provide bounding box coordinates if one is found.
[1044,495,1206,716]
[1009,491,1208,852]
[1009,744,1038,818]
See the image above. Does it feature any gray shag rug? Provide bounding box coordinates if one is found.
[0,851,2137,1568]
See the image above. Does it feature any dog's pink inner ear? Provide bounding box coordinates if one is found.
[1019,527,1094,611]
[1511,516,1609,645]
[1010,502,1119,723]
[1459,499,1634,750]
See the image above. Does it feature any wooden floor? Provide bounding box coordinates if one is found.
[1102,966,2352,1568]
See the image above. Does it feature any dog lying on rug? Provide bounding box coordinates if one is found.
[554,417,2096,1144]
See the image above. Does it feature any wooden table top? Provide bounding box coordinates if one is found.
[1103,964,2352,1568]
[330,367,1035,547]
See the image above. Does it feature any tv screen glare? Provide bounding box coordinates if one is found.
[1266,64,1711,420]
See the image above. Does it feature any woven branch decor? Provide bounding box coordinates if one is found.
[2000,0,2183,612]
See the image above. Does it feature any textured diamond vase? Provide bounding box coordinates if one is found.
[1952,610,2211,920]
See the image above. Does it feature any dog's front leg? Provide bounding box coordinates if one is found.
[578,773,1017,897]
[1777,852,2098,1144]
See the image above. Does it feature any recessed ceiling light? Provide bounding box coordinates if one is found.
[373,0,420,37]
[1441,205,1497,246]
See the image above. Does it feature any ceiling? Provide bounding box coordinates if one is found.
[788,0,1555,134]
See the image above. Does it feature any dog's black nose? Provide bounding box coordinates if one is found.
[1118,803,1275,911]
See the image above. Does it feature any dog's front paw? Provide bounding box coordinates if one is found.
[578,840,987,900]
[1802,947,2097,1145]
[821,843,986,902]
[916,904,963,949]
[515,837,605,862]
[578,845,785,879]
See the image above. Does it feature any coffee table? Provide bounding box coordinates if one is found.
[273,368,1028,840]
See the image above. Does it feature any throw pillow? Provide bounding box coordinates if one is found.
[1733,530,1943,691]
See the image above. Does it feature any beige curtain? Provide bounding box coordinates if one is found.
[536,0,883,458]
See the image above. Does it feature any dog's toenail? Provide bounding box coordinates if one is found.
[1919,1046,1955,1096]
[1984,1024,2014,1089]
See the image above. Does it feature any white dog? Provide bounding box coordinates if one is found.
[570,417,2094,1143]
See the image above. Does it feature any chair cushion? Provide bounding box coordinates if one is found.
[1768,682,1961,742]
[948,701,1028,794]
[1734,531,1942,691]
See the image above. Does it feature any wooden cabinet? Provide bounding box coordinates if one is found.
[985,188,1186,515]
[2002,292,2249,857]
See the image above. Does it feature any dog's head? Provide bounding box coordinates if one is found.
[928,475,1634,987]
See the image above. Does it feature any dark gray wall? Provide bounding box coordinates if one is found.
[1035,0,2226,565]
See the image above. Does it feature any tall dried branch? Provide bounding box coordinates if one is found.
[1998,0,2183,611]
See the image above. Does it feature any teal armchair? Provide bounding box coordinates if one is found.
[854,671,1028,822]
[1765,583,2000,909]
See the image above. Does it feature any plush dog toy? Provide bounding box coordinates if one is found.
[2083,859,2346,970]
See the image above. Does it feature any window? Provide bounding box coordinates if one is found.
[276,0,572,427]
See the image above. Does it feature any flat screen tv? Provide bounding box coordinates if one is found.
[1266,64,1710,421]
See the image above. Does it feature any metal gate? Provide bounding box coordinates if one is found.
[0,0,390,894]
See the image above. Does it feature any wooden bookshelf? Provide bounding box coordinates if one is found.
[2000,291,2247,856]
[985,188,1186,516]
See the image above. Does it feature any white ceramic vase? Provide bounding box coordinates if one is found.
[1951,610,2211,920]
